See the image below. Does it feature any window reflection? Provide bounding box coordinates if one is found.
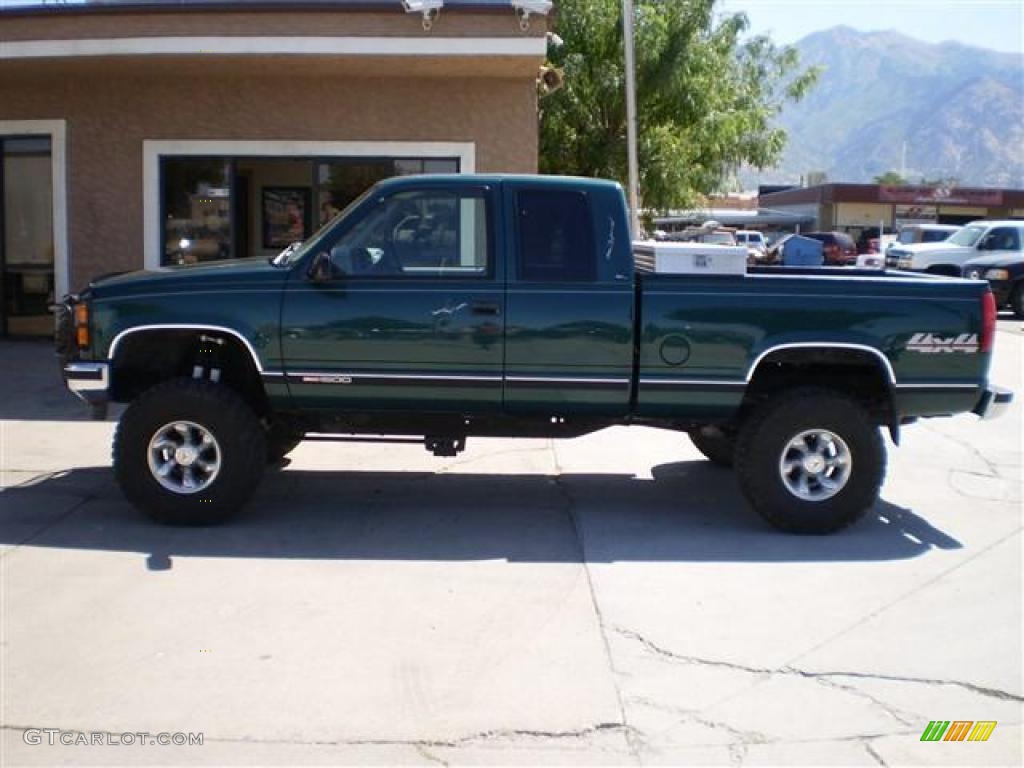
[160,156,459,265]
[161,158,231,266]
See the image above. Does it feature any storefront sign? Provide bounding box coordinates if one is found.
[879,186,1003,205]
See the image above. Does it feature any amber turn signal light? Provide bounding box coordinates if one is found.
[74,303,90,348]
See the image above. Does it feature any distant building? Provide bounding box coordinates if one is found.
[759,183,1024,236]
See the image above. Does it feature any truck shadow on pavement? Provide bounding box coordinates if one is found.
[1,463,962,569]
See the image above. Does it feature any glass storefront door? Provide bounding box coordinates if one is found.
[1,137,54,337]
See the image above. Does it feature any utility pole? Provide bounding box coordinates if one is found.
[622,0,641,238]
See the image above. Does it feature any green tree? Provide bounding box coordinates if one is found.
[873,171,908,185]
[805,170,829,186]
[539,0,818,215]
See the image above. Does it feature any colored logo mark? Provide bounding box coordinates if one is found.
[920,721,997,742]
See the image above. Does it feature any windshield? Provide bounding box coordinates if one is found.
[702,232,735,245]
[271,186,377,266]
[946,225,985,247]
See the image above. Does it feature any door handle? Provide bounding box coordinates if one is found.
[471,301,501,316]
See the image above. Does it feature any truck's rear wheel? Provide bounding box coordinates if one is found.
[113,378,266,525]
[735,388,885,534]
[688,426,736,467]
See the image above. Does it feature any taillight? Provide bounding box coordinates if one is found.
[980,291,995,353]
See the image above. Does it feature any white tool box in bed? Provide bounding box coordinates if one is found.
[633,241,748,276]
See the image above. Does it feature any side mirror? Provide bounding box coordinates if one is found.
[309,251,333,283]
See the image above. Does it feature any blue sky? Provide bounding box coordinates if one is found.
[2,0,1022,54]
[717,0,1024,54]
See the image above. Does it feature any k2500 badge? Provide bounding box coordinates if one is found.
[906,332,979,354]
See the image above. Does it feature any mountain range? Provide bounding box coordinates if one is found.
[749,26,1024,188]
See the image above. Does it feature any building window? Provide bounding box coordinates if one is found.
[161,158,232,266]
[160,156,459,267]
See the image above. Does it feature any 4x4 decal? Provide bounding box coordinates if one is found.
[907,333,979,354]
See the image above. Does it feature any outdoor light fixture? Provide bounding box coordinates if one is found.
[511,0,552,31]
[402,0,443,31]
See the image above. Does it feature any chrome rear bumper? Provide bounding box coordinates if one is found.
[972,385,1013,421]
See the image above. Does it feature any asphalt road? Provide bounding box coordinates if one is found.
[1,317,1021,766]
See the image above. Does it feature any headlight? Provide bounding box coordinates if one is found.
[964,268,983,280]
[984,268,1010,281]
[179,238,191,249]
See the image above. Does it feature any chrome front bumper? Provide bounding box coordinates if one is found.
[63,361,110,418]
[972,385,1013,421]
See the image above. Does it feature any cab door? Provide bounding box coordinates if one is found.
[280,183,504,412]
[502,182,634,415]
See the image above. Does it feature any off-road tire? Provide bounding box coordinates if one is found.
[688,427,737,468]
[113,378,266,525]
[266,422,304,464]
[735,388,886,534]
[1011,284,1024,319]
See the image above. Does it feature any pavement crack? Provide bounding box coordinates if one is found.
[625,695,766,764]
[0,484,107,561]
[614,625,1023,710]
[613,626,775,676]
[787,668,1024,703]
[1,722,639,751]
[921,423,1005,480]
[413,742,449,765]
[810,676,916,726]
[863,739,887,766]
[550,440,641,764]
[436,446,546,474]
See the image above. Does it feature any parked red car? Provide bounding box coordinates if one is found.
[803,231,858,265]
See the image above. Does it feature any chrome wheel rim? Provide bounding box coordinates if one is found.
[147,420,222,495]
[778,429,851,502]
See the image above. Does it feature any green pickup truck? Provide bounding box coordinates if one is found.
[57,174,1011,533]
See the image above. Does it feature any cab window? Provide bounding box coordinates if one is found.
[979,227,1021,252]
[325,189,490,278]
[516,189,595,282]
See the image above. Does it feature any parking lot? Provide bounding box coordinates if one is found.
[1,317,1021,766]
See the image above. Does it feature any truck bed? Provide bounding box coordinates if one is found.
[635,267,990,420]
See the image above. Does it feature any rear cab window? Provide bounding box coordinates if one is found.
[515,189,596,282]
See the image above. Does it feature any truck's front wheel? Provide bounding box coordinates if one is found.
[688,426,736,467]
[113,378,266,525]
[1011,284,1024,319]
[735,389,886,534]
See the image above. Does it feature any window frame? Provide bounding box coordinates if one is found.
[147,141,471,270]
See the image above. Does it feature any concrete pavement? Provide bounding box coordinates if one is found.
[1,318,1021,766]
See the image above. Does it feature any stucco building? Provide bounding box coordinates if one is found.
[0,0,548,335]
